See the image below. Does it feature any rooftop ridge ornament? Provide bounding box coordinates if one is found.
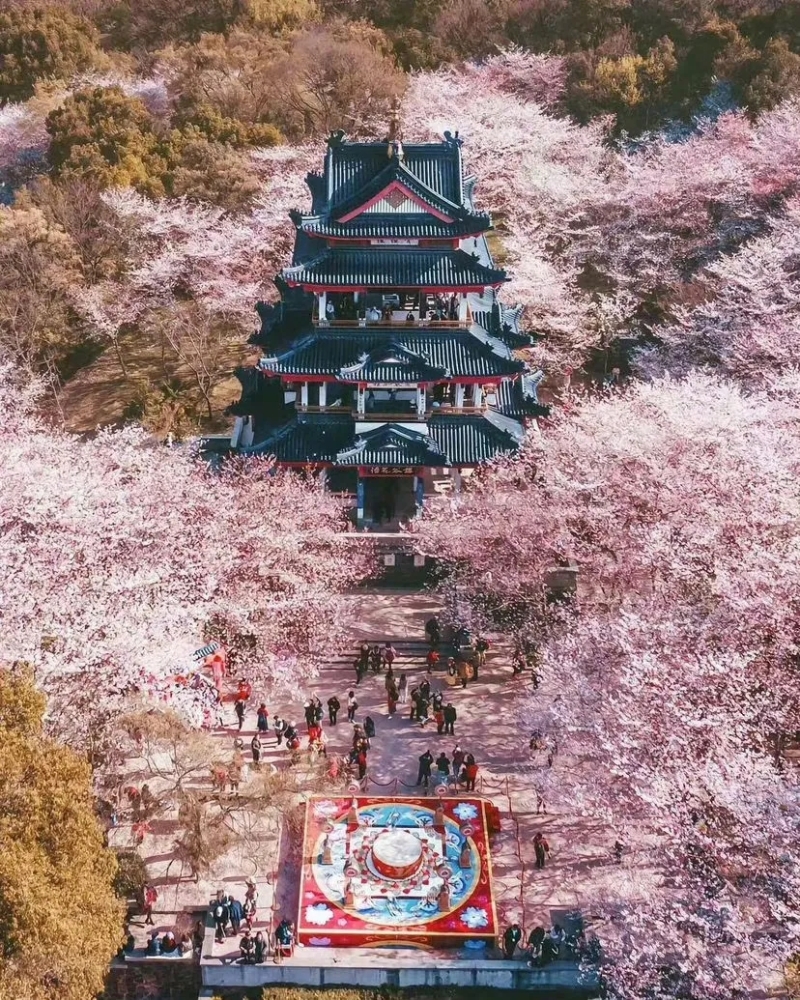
[386,97,403,158]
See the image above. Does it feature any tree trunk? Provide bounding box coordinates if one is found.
[112,338,128,379]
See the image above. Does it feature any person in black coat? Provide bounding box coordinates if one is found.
[502,923,522,959]
[254,931,266,963]
[327,695,340,725]
[443,703,457,735]
[417,749,434,787]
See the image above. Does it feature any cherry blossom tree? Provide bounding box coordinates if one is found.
[636,194,800,384]
[403,55,608,368]
[100,144,318,330]
[415,374,800,995]
[0,365,369,749]
[404,57,800,372]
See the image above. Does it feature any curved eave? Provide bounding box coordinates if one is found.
[283,280,507,292]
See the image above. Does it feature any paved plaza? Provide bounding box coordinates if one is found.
[117,590,637,974]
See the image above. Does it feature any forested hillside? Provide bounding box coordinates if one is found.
[1,0,800,432]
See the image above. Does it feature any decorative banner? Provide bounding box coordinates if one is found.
[192,641,220,662]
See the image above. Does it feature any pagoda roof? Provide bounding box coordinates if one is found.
[298,135,490,240]
[244,411,525,467]
[258,327,525,382]
[336,424,448,467]
[323,138,464,209]
[280,248,507,291]
[298,214,488,240]
[492,370,551,419]
[472,302,535,348]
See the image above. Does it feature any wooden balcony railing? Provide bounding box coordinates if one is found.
[315,317,469,329]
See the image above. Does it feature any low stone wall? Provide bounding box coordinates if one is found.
[201,957,597,993]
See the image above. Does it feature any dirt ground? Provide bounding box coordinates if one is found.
[52,329,255,435]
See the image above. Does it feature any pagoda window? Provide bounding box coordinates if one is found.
[356,385,366,415]
[305,383,321,408]
[454,384,465,409]
[300,382,309,408]
[471,383,483,408]
[317,292,327,324]
[328,383,354,410]
[458,294,469,323]
[318,382,327,408]
[432,383,456,406]
[416,386,426,417]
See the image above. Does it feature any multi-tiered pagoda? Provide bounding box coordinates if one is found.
[230,129,547,528]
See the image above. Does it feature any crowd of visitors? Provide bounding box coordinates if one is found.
[207,883,295,964]
[126,617,569,968]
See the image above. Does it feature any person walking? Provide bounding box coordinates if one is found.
[327,695,340,725]
[417,749,434,787]
[273,716,286,746]
[457,659,469,689]
[398,673,408,703]
[364,716,376,740]
[250,734,262,767]
[502,923,522,959]
[383,642,396,671]
[435,752,450,783]
[143,883,158,926]
[426,649,440,673]
[409,687,420,721]
[347,691,358,723]
[387,681,399,716]
[533,832,551,869]
[425,616,440,648]
[256,703,269,734]
[357,748,368,780]
[475,637,489,672]
[435,706,445,734]
[353,656,364,686]
[443,702,457,736]
[234,699,246,731]
[384,666,395,693]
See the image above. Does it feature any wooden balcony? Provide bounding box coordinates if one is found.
[315,316,469,329]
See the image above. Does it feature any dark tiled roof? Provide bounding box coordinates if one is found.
[299,214,489,240]
[244,411,525,466]
[492,370,550,419]
[246,413,354,462]
[337,424,447,467]
[473,305,535,348]
[280,249,507,289]
[428,412,524,464]
[327,142,462,208]
[259,329,524,381]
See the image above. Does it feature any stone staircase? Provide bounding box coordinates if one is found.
[331,638,463,676]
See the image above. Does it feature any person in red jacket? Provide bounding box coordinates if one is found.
[426,649,440,673]
[533,832,551,869]
[463,755,478,791]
